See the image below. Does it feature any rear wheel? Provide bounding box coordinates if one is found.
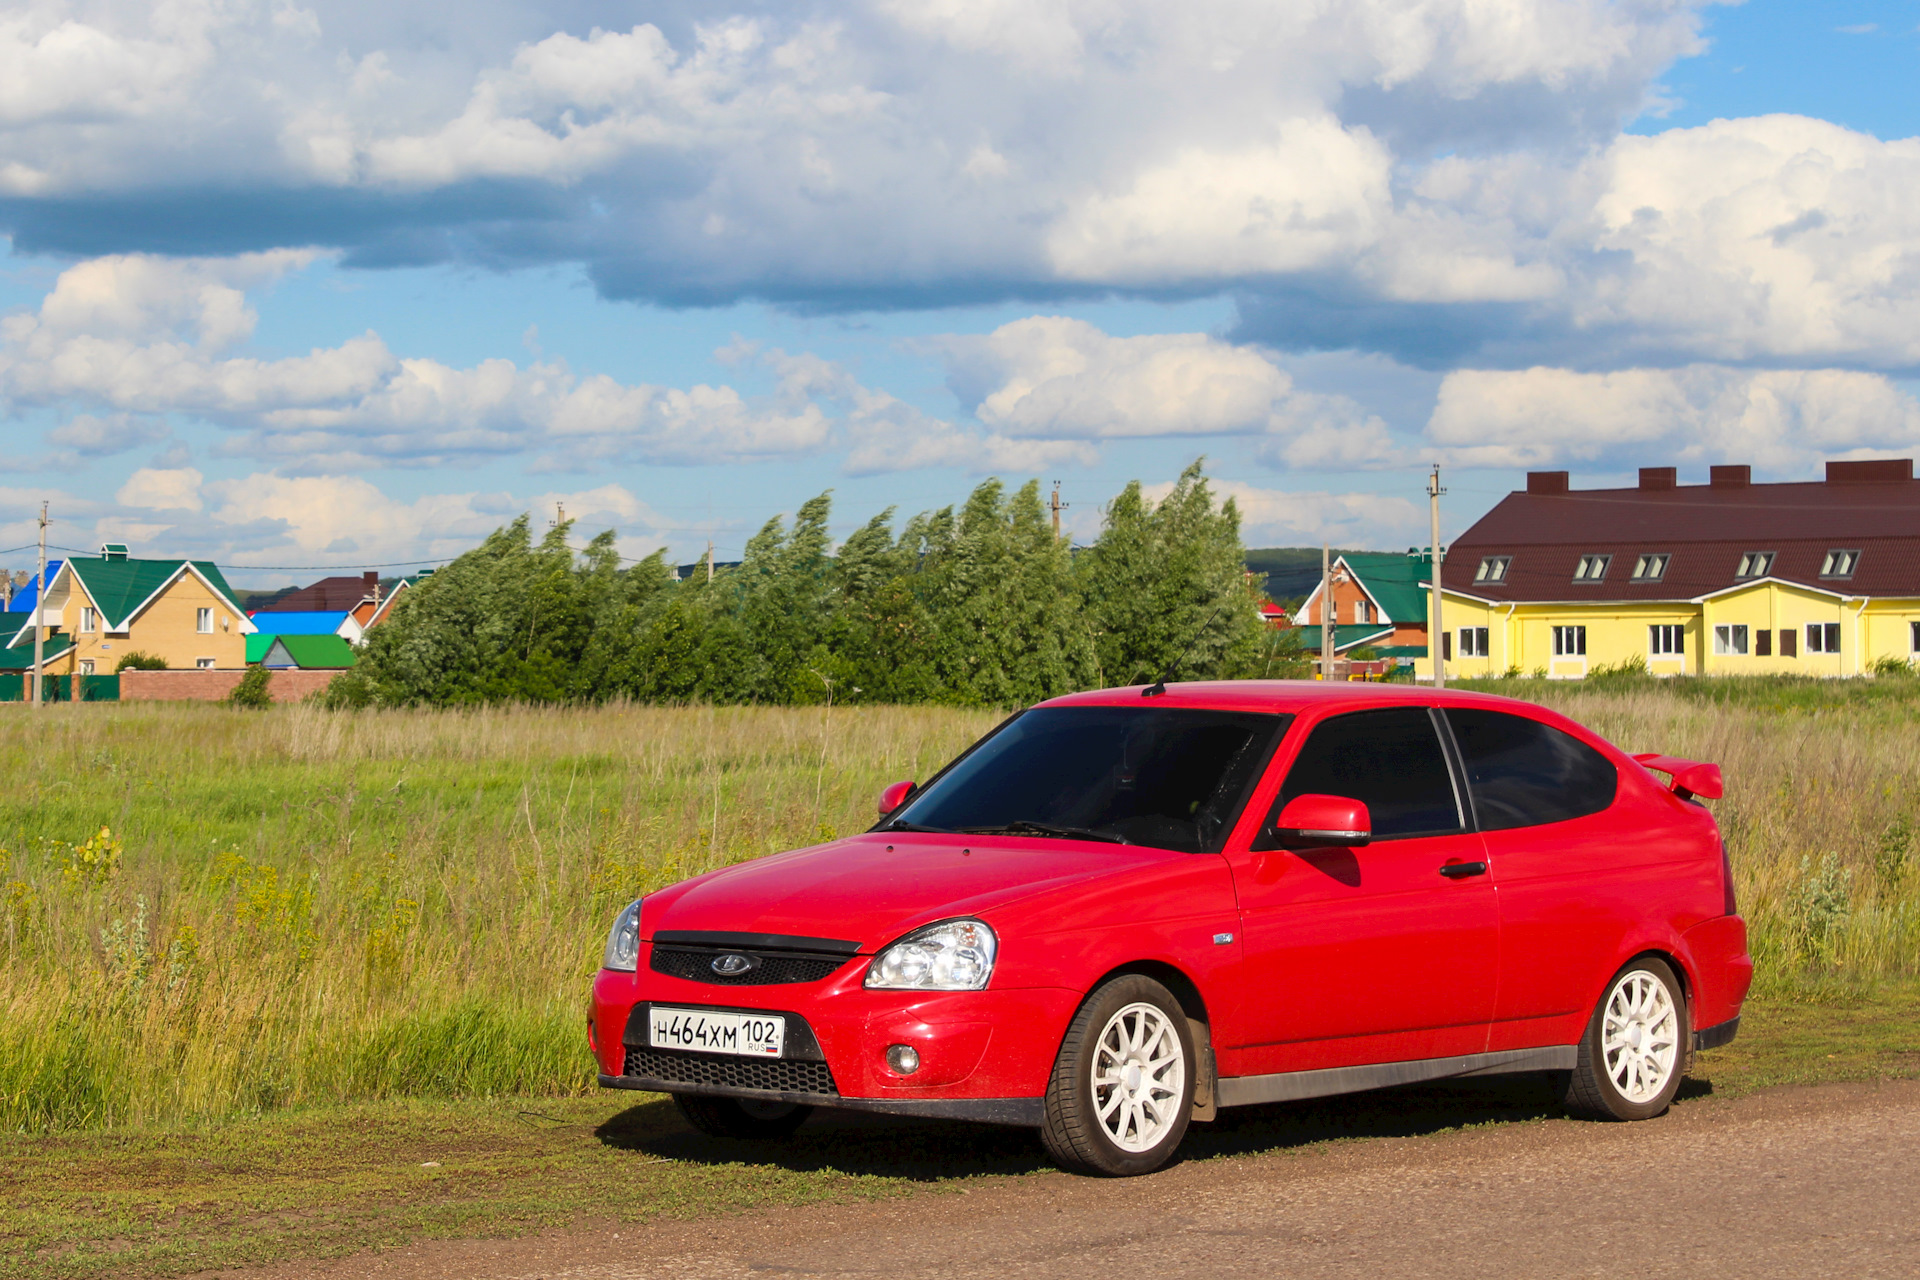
[672,1093,812,1138]
[1559,958,1689,1121]
[1041,975,1195,1176]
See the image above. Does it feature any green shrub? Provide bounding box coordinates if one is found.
[114,651,167,672]
[228,665,273,709]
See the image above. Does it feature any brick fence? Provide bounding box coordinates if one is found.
[120,668,343,703]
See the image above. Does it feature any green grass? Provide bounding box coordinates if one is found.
[6,687,1920,1133]
[4,981,1914,1280]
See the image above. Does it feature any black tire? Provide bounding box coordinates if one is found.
[1559,957,1690,1121]
[672,1093,813,1138]
[1041,975,1196,1176]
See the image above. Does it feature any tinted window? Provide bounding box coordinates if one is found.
[890,707,1290,853]
[1445,709,1618,830]
[1271,708,1462,841]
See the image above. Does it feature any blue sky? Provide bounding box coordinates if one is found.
[1,0,1918,585]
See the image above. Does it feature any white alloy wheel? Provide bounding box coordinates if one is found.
[1090,1001,1188,1153]
[1600,969,1679,1104]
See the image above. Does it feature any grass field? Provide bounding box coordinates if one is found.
[2,679,1918,1277]
[5,680,1919,1133]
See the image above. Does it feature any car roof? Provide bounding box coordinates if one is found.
[1036,680,1560,719]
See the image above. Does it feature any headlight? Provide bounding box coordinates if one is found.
[602,898,642,972]
[864,918,997,991]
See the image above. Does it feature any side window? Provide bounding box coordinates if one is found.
[1445,709,1618,831]
[1269,708,1462,841]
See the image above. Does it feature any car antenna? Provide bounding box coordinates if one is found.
[1143,601,1227,697]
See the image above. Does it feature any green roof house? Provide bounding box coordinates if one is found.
[261,634,357,670]
[1,544,253,676]
[1296,551,1433,654]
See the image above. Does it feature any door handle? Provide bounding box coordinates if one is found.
[1438,861,1488,879]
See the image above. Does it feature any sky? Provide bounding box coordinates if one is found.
[1,0,1918,586]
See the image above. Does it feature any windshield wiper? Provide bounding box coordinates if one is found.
[958,821,1130,845]
[882,821,952,834]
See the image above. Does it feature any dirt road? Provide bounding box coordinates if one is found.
[232,1079,1920,1280]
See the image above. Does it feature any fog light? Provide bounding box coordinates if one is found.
[886,1044,921,1075]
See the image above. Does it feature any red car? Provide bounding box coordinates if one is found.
[589,681,1751,1175]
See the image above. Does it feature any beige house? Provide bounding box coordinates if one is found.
[3,545,253,674]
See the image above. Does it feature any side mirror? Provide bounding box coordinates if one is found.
[1269,793,1372,847]
[877,779,917,817]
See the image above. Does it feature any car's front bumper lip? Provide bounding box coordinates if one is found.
[596,1072,1044,1126]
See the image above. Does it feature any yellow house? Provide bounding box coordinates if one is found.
[1414,460,1920,681]
[2,544,254,675]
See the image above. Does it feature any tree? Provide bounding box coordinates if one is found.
[1078,460,1264,688]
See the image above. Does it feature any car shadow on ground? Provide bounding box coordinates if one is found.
[594,1074,1717,1180]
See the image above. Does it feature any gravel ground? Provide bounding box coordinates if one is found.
[212,1078,1920,1280]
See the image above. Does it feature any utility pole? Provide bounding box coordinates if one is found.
[706,540,714,583]
[31,502,47,710]
[551,501,566,530]
[1428,466,1446,689]
[1320,542,1333,681]
[1050,481,1068,538]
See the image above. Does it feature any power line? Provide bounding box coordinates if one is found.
[44,544,455,571]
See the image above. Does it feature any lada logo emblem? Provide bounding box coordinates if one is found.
[711,953,757,976]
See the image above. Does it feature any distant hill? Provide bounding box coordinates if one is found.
[1244,547,1383,602]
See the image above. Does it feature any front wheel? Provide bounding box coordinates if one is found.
[1559,957,1690,1121]
[672,1093,812,1138]
[1041,975,1195,1176]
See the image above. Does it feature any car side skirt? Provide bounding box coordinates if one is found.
[1216,1046,1579,1108]
[597,1072,1044,1127]
[1692,1015,1740,1051]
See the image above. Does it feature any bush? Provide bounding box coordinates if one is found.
[228,665,273,709]
[114,651,167,672]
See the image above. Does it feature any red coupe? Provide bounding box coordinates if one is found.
[589,681,1751,1175]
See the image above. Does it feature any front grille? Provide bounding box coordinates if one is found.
[650,946,847,986]
[624,1046,839,1095]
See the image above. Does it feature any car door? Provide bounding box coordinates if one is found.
[1220,706,1498,1078]
[1443,707,1647,1052]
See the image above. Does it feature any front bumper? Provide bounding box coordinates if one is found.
[589,956,1077,1124]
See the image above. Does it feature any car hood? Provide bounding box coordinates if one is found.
[642,832,1179,951]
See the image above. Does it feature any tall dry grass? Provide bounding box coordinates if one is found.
[1,701,997,1130]
[3,687,1914,1131]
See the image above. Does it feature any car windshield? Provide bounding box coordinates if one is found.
[885,706,1292,853]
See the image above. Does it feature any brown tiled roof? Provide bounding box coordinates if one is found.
[1443,462,1920,602]
[253,573,378,613]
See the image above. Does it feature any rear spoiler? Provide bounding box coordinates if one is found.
[1632,753,1723,801]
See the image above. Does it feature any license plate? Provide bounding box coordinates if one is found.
[648,1007,786,1058]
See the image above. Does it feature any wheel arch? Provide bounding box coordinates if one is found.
[1088,959,1212,1028]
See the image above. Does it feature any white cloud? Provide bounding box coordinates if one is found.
[116,466,204,512]
[1574,115,1920,365]
[1146,477,1428,548]
[937,316,1402,469]
[1048,118,1394,283]
[1426,365,1920,471]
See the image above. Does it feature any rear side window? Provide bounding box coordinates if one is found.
[1272,708,1463,840]
[1445,709,1618,831]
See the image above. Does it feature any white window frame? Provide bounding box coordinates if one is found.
[1649,624,1684,657]
[79,606,97,633]
[196,607,214,634]
[1353,600,1371,625]
[1474,556,1511,583]
[1820,549,1860,579]
[1807,622,1842,654]
[1552,625,1586,657]
[195,657,216,670]
[1630,553,1671,582]
[1459,627,1490,658]
[1573,554,1611,582]
[79,659,95,676]
[1735,551,1775,579]
[1713,624,1750,655]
